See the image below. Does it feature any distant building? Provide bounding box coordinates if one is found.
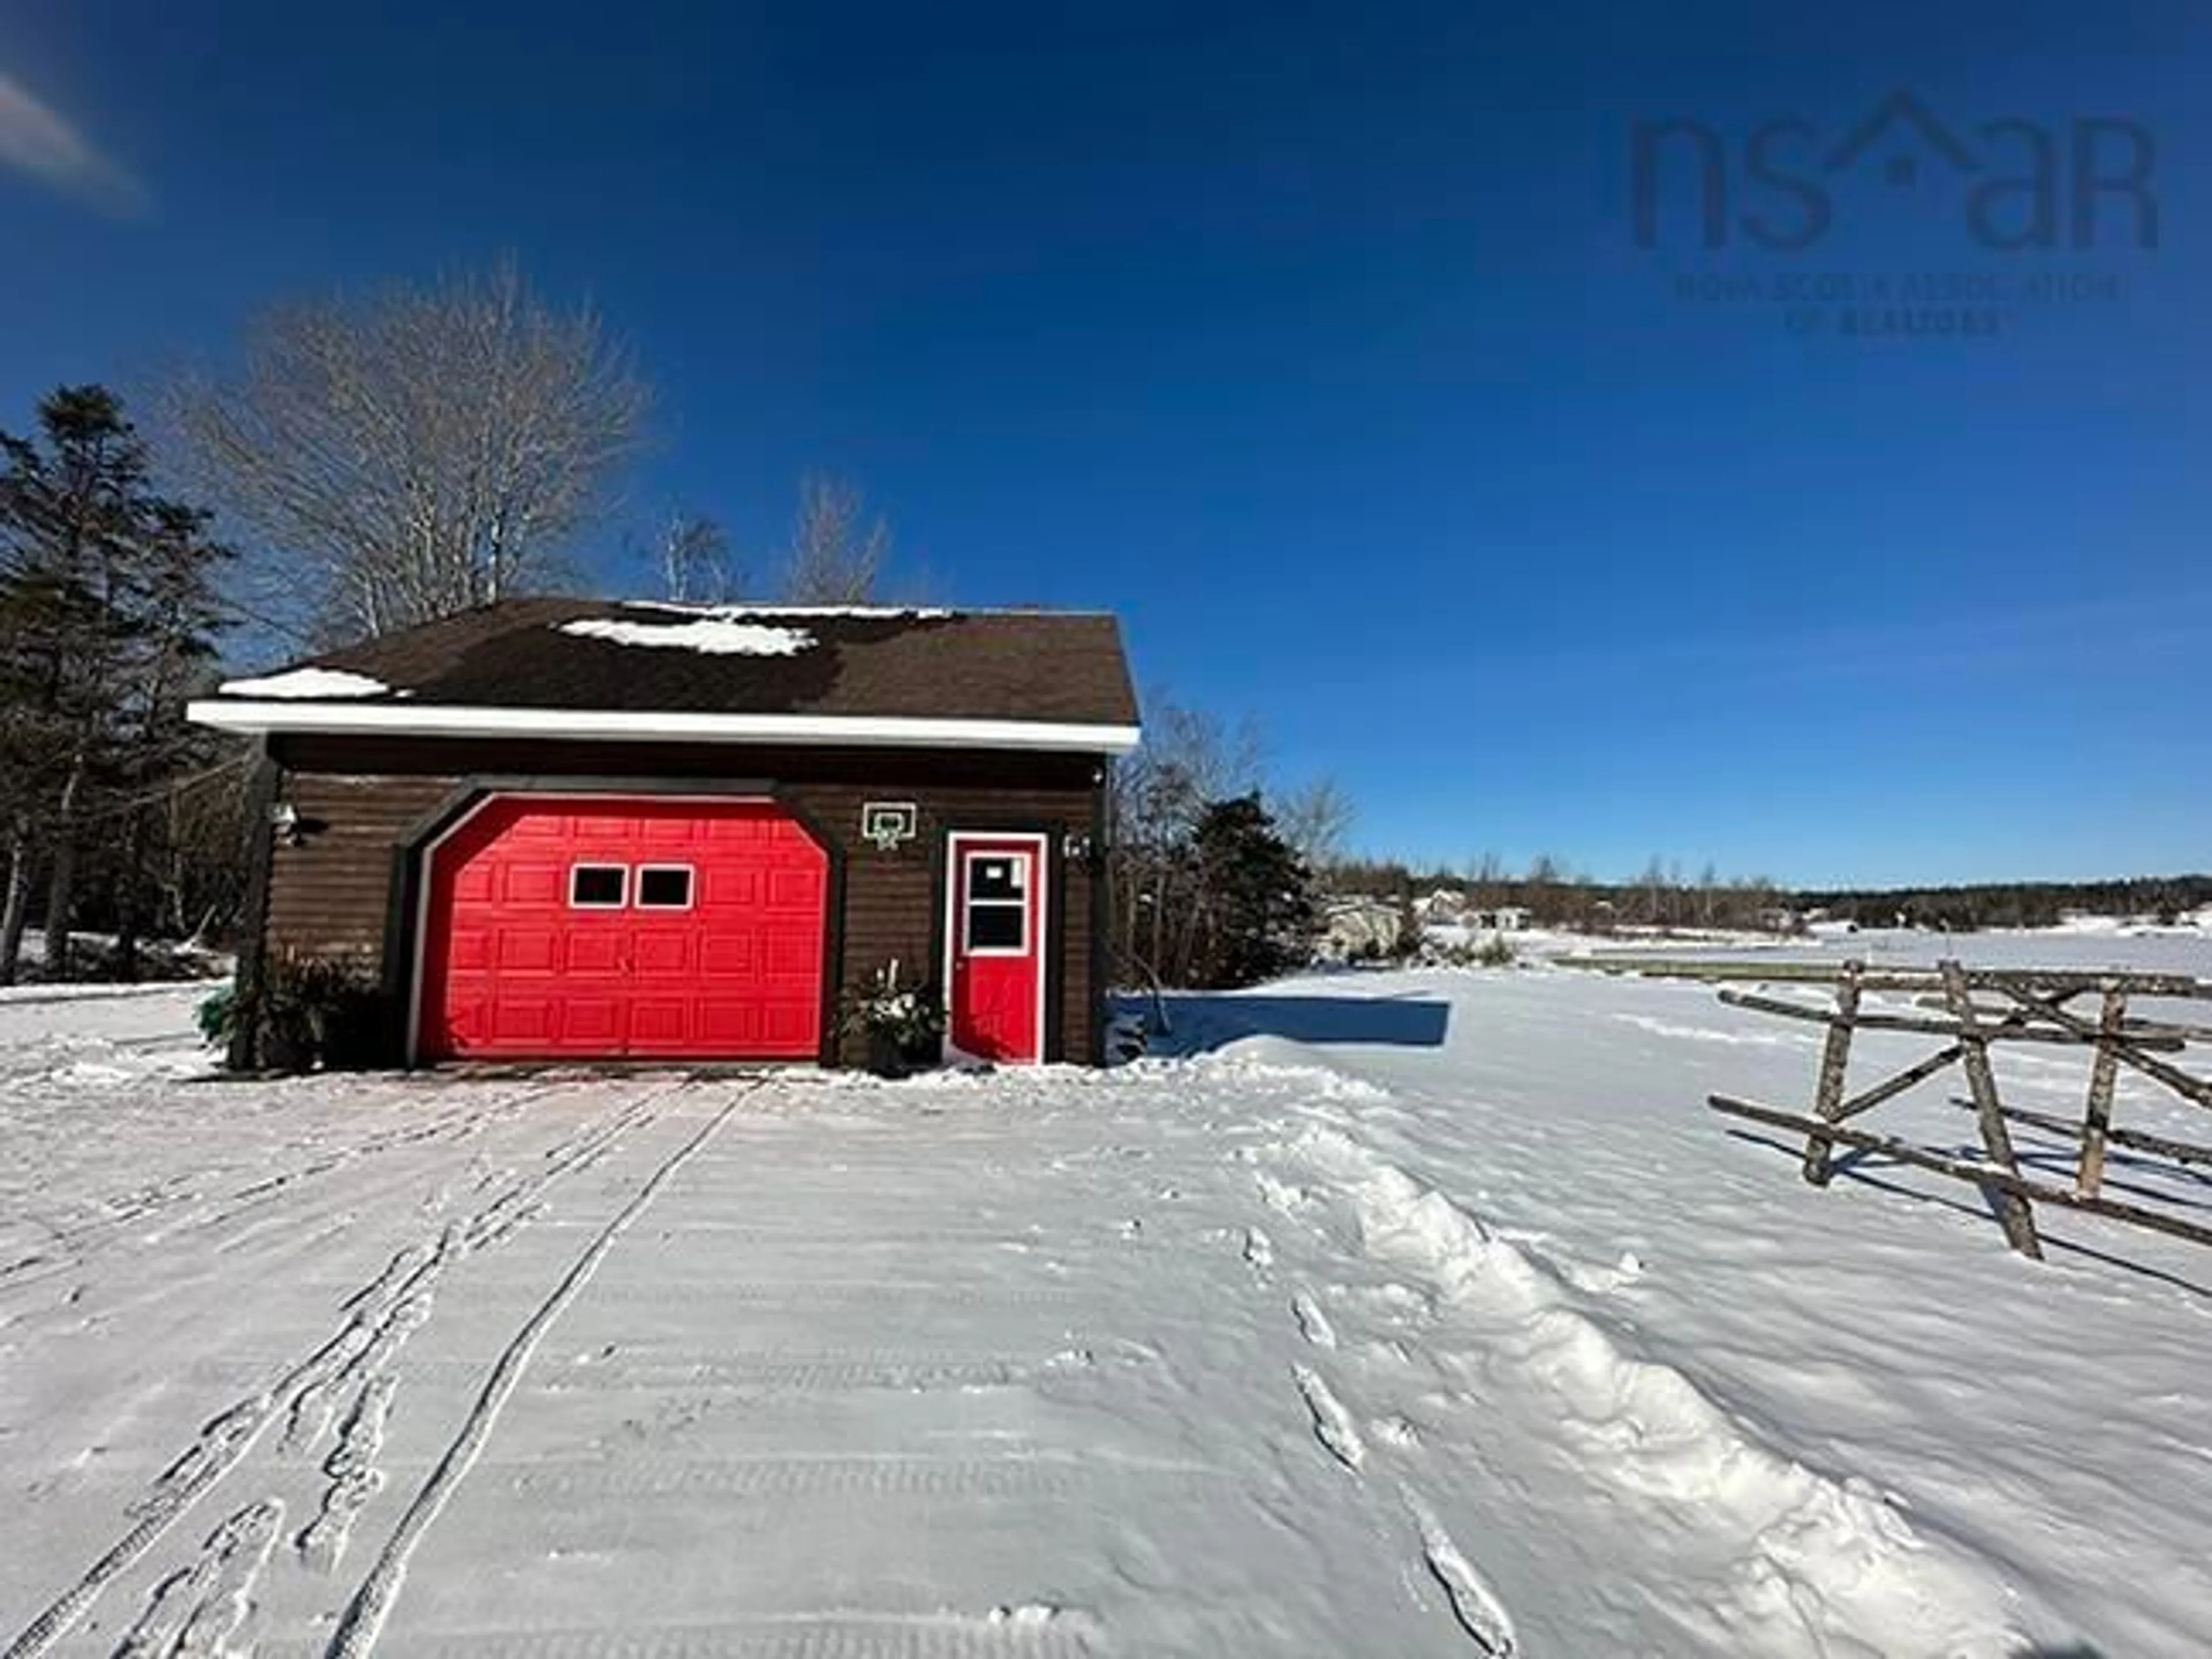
[1417,888,1467,922]
[1470,906,1531,933]
[1324,897,1405,958]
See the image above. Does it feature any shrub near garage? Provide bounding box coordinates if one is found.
[201,953,385,1071]
[839,961,947,1077]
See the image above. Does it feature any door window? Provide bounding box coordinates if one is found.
[963,853,1029,953]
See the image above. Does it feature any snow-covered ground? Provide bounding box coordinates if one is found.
[5,949,2210,1656]
[1567,922,2212,978]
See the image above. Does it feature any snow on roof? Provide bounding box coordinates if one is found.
[556,616,816,656]
[217,666,393,700]
[619,601,954,620]
[186,598,1140,740]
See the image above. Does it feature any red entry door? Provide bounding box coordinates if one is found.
[945,833,1047,1064]
[418,796,828,1061]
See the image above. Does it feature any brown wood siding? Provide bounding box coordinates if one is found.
[263,734,1106,1065]
[265,772,449,961]
[798,779,1095,1065]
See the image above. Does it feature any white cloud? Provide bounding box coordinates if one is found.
[0,69,147,215]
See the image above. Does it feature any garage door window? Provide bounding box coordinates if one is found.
[636,865,695,910]
[569,864,627,908]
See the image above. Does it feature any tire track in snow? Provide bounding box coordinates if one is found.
[404,1279,1098,1311]
[323,1080,764,1659]
[191,1350,1072,1394]
[541,1346,1109,1393]
[0,1080,565,1291]
[270,1611,1096,1658]
[501,1452,1224,1503]
[113,1497,285,1659]
[1,1080,679,1659]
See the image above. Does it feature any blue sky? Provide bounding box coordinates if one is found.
[0,1,2202,887]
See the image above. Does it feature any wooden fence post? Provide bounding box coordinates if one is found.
[1801,959,1862,1187]
[2078,985,2125,1199]
[1941,959,2043,1259]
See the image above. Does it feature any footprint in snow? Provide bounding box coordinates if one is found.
[1404,1491,1517,1655]
[1290,1291,1337,1349]
[987,1603,1062,1625]
[1292,1365,1364,1471]
[1243,1228,1274,1271]
[1254,1172,1313,1213]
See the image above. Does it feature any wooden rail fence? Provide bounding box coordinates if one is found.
[1703,959,2212,1258]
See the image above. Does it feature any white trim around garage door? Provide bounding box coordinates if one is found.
[406,789,787,1066]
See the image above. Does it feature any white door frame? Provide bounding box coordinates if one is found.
[941,830,1050,1066]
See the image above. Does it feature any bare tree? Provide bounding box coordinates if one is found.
[654,510,736,603]
[1696,859,1721,928]
[165,260,649,643]
[1107,697,1266,993]
[1274,778,1355,870]
[780,473,889,604]
[1524,852,1565,923]
[1466,850,1509,910]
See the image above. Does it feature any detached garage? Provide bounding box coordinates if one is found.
[188,600,1141,1069]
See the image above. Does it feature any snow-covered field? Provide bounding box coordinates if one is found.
[5,946,2211,1656]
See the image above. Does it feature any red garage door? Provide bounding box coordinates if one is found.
[417,796,828,1061]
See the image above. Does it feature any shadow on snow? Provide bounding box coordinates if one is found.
[1150,988,1452,1054]
[1723,1127,2212,1303]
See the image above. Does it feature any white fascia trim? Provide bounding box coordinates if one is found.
[186,699,1142,755]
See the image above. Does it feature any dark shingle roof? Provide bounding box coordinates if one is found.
[208,599,1139,730]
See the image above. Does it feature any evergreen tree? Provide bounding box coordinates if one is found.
[1187,793,1317,989]
[0,387,230,982]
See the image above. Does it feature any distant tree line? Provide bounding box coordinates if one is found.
[1325,854,2211,936]
[1325,851,1789,933]
[1793,876,2212,932]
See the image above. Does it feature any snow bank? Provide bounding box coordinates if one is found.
[217,666,392,699]
[558,616,816,656]
[1277,1120,2020,1654]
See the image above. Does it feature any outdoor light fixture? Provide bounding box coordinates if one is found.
[268,800,304,846]
[1063,831,1093,864]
